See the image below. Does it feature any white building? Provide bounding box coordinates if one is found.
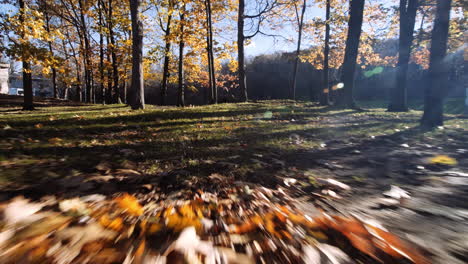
[0,64,9,94]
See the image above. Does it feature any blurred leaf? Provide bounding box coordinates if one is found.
[115,194,143,216]
[428,155,457,166]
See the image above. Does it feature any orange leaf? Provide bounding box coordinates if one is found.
[345,232,379,260]
[134,239,146,259]
[368,226,430,264]
[99,215,123,231]
[108,217,123,231]
[115,194,143,216]
[148,223,162,234]
[233,215,263,234]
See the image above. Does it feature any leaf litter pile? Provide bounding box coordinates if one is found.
[0,173,430,264]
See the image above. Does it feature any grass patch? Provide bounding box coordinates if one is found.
[0,100,466,187]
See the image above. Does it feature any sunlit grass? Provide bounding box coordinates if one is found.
[0,99,466,185]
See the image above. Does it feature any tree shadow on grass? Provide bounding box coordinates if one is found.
[1,101,466,205]
[0,120,425,199]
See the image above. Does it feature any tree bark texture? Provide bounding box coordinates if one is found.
[338,0,365,108]
[388,0,418,112]
[420,0,452,128]
[129,0,145,109]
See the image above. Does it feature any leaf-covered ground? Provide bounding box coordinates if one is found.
[0,98,467,263]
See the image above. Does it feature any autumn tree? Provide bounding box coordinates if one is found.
[387,0,418,112]
[303,0,387,104]
[205,0,217,104]
[237,0,279,102]
[177,2,186,107]
[337,0,365,108]
[19,0,34,110]
[0,0,62,109]
[107,0,125,104]
[290,0,307,101]
[319,0,331,105]
[39,1,59,99]
[154,0,174,105]
[129,0,145,109]
[420,0,452,128]
[96,0,105,103]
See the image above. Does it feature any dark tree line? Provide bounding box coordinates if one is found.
[7,0,457,128]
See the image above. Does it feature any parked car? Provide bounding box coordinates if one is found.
[9,87,24,96]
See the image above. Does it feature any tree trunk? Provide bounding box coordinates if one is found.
[108,0,121,104]
[465,87,468,116]
[76,71,82,102]
[19,0,34,110]
[338,0,365,108]
[160,42,171,105]
[78,0,92,103]
[106,35,113,104]
[420,0,452,128]
[22,60,34,110]
[388,0,418,112]
[122,81,127,104]
[60,36,70,99]
[160,2,173,106]
[177,8,186,107]
[205,0,217,104]
[320,0,331,105]
[66,32,82,102]
[98,0,105,104]
[129,0,145,109]
[291,0,306,101]
[237,0,247,102]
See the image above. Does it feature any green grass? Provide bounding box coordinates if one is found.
[0,100,466,186]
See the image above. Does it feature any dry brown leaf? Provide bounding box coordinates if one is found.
[48,137,63,144]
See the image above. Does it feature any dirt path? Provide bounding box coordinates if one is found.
[289,126,468,264]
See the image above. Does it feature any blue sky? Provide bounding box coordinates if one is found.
[244,4,324,57]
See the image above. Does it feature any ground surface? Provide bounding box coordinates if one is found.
[0,98,467,263]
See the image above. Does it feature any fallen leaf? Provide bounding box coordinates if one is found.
[99,214,123,231]
[59,199,88,215]
[48,137,63,144]
[428,155,457,166]
[383,185,410,200]
[115,194,143,216]
[283,178,297,187]
[73,114,84,120]
[317,178,351,191]
[3,197,44,225]
[217,247,254,264]
[52,223,116,263]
